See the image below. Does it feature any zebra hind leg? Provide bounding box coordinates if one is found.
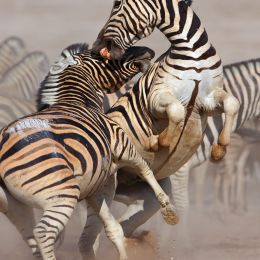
[33,194,79,260]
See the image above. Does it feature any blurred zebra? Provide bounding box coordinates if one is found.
[0,36,27,78]
[0,44,177,260]
[0,96,35,129]
[212,122,260,214]
[0,51,49,100]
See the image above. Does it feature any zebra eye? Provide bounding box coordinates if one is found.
[113,0,122,10]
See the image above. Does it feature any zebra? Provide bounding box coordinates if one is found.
[0,43,177,260]
[0,36,27,78]
[75,51,260,256]
[0,51,49,100]
[0,50,51,129]
[201,122,260,215]
[94,0,240,162]
[110,57,260,237]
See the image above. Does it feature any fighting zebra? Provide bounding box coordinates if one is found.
[94,0,240,161]
[0,44,177,260]
[0,36,27,78]
[79,24,259,257]
[109,57,260,238]
[0,51,49,100]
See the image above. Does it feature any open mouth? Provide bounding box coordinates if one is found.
[93,37,124,60]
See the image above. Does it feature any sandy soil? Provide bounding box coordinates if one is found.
[0,0,259,259]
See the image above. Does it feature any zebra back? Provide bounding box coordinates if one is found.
[0,51,49,100]
[0,36,27,78]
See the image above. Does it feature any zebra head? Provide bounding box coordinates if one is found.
[93,0,158,60]
[93,0,193,60]
[38,44,154,110]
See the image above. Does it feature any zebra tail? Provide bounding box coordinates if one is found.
[0,129,8,213]
[0,183,8,213]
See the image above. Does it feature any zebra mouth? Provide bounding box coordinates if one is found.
[93,37,124,60]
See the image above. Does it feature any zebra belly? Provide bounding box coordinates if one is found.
[153,113,207,180]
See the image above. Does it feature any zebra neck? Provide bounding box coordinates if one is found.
[156,2,217,64]
[40,84,104,111]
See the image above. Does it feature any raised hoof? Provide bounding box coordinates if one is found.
[161,204,179,225]
[211,143,227,161]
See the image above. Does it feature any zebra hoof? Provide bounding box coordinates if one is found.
[211,143,227,161]
[161,204,179,225]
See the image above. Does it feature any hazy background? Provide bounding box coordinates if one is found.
[0,0,259,259]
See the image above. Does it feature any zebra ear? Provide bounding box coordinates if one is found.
[50,56,78,75]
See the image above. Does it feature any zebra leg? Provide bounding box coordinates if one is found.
[78,205,102,260]
[116,178,173,237]
[157,95,185,147]
[88,174,128,260]
[113,131,178,225]
[211,90,240,161]
[33,186,80,260]
[235,150,249,213]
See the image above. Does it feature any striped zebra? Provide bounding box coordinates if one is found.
[0,36,27,78]
[94,0,240,162]
[0,50,50,129]
[0,44,177,260]
[111,57,260,236]
[0,51,49,100]
[76,53,260,256]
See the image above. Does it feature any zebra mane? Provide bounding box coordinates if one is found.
[37,43,89,111]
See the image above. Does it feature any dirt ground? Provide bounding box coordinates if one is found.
[0,0,260,259]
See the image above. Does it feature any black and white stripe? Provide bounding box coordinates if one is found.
[0,51,49,100]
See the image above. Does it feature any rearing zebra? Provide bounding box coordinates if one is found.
[94,0,240,163]
[112,57,260,237]
[0,44,177,260]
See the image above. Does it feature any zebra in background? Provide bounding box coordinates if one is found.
[0,36,27,78]
[0,44,177,260]
[0,51,49,100]
[195,121,260,215]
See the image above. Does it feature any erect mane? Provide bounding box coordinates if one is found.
[37,43,89,111]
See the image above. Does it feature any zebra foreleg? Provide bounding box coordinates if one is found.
[156,93,185,147]
[211,90,240,161]
[116,178,173,237]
